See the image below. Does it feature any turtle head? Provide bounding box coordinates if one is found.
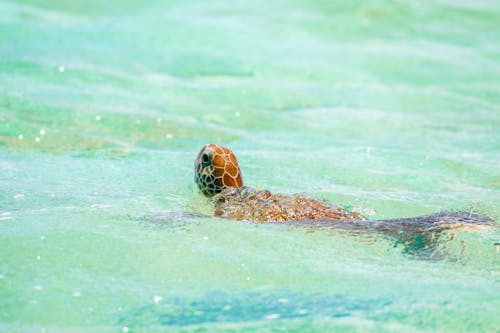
[194,144,243,196]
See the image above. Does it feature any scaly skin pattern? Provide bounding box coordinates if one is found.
[194,144,364,222]
[194,144,243,196]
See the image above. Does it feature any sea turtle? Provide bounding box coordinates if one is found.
[194,143,364,222]
[192,143,497,258]
[193,144,494,230]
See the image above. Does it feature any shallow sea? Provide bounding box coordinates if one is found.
[1,0,499,332]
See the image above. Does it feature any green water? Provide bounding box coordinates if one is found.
[1,0,499,332]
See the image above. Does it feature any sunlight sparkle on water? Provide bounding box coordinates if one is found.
[265,313,280,320]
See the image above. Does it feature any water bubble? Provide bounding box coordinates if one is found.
[122,327,129,333]
[203,236,209,240]
[223,305,231,311]
[278,298,289,303]
[58,66,65,73]
[165,133,174,139]
[40,129,45,135]
[153,295,162,304]
[366,146,374,153]
[96,115,101,121]
[73,291,81,297]
[13,194,24,199]
[18,134,23,140]
[40,236,45,240]
[36,256,41,260]
[235,112,240,117]
[298,309,308,315]
[33,285,43,290]
[35,137,40,143]
[0,274,4,279]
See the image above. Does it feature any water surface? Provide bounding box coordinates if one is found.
[1,0,499,332]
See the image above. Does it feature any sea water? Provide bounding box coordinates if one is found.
[0,0,499,332]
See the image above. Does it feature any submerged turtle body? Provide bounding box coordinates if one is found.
[194,144,364,222]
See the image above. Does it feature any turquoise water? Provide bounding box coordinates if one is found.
[1,0,500,331]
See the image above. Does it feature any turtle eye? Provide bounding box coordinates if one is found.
[201,153,211,167]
